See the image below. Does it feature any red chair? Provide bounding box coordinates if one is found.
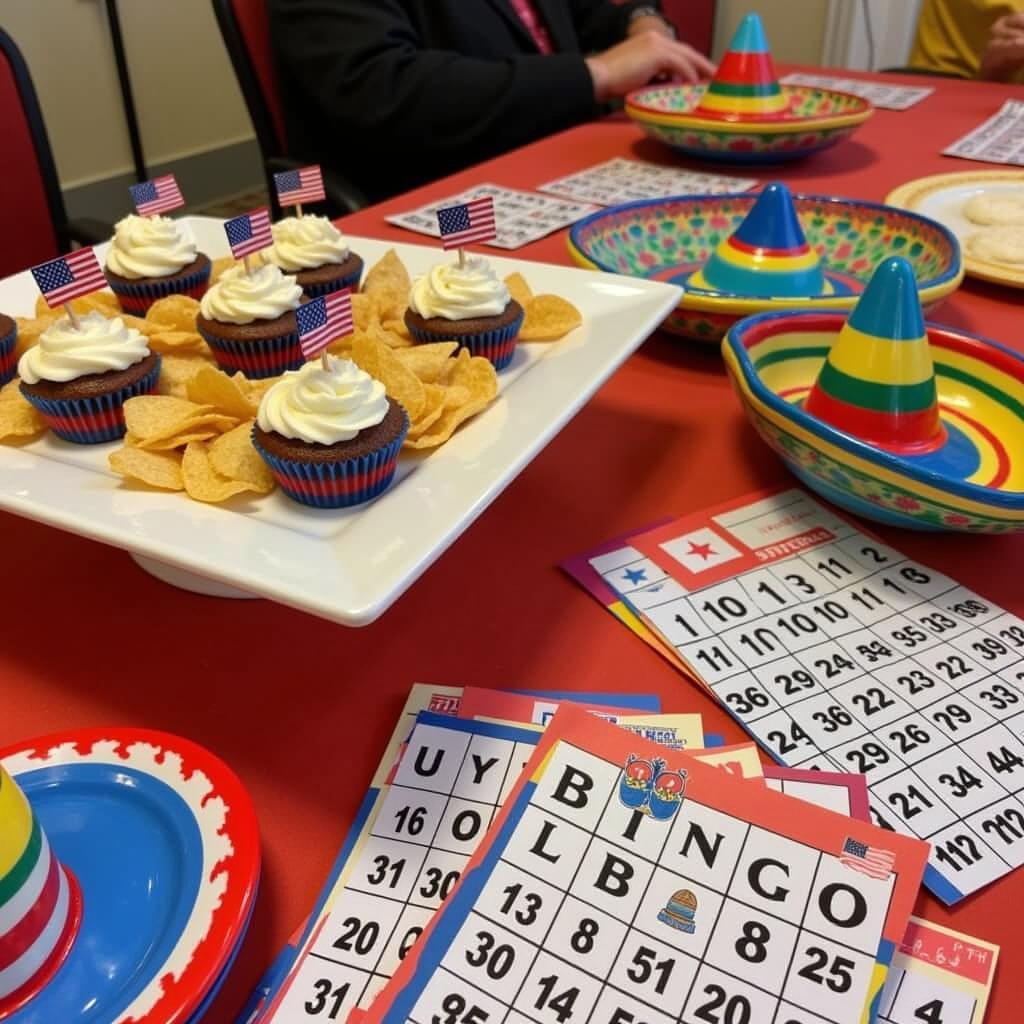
[660,0,716,57]
[0,28,108,278]
[211,0,369,215]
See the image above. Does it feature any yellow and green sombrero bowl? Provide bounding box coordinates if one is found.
[722,258,1024,532]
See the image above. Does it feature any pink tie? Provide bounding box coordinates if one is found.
[508,0,555,54]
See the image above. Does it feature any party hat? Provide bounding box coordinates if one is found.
[696,13,789,118]
[689,183,830,297]
[805,257,945,453]
[0,764,81,1015]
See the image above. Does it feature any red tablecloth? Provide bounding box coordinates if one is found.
[2,69,1023,1021]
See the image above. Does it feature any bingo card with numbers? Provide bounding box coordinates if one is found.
[266,709,766,1023]
[587,488,1024,905]
[761,762,1000,1024]
[877,918,999,1024]
[364,705,929,1024]
[254,686,661,1023]
[270,714,543,1021]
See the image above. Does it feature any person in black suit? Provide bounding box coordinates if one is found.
[269,1,714,203]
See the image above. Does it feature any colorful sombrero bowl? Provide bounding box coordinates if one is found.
[722,259,1024,533]
[626,14,872,163]
[568,193,963,344]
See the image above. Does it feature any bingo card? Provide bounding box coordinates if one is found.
[585,488,1024,905]
[386,185,598,250]
[944,100,1024,166]
[364,704,929,1024]
[268,709,732,1023]
[538,159,757,207]
[878,918,999,1024]
[269,714,542,1021]
[456,688,705,751]
[762,765,1001,1024]
[252,686,660,1022]
[779,74,933,112]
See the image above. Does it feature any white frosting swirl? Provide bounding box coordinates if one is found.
[408,256,510,320]
[257,355,389,444]
[267,215,351,272]
[105,214,198,279]
[199,263,302,324]
[18,311,150,384]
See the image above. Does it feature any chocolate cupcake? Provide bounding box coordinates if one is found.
[18,312,160,443]
[0,313,16,386]
[252,355,408,508]
[196,262,304,379]
[265,214,363,298]
[404,256,523,370]
[104,214,211,315]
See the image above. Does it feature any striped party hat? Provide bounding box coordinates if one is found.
[805,257,945,453]
[0,764,81,1015]
[696,13,789,118]
[689,183,830,297]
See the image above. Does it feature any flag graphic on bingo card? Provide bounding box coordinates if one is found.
[129,173,185,216]
[297,291,353,358]
[840,836,896,880]
[436,196,497,248]
[274,165,326,205]
[224,208,273,259]
[30,248,106,308]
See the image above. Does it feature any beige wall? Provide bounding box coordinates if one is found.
[713,1,829,65]
[4,0,254,188]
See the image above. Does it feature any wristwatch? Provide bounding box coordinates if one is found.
[629,5,676,37]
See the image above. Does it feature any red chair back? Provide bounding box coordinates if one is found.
[0,29,66,277]
[660,0,716,56]
[213,0,287,157]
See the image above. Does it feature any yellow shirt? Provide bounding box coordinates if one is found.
[910,0,1024,81]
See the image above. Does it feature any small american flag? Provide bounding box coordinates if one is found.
[840,837,895,880]
[275,166,326,206]
[436,196,496,249]
[31,248,106,308]
[297,291,354,358]
[224,208,273,259]
[129,174,185,216]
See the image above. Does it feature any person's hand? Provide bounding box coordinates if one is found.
[981,12,1024,80]
[585,31,716,102]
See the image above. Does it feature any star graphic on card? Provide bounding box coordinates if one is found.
[622,568,648,585]
[686,541,715,560]
[661,527,742,574]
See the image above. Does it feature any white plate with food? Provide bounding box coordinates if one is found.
[886,169,1024,288]
[0,217,681,625]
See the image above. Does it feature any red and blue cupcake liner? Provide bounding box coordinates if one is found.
[300,258,364,299]
[20,356,161,444]
[252,413,409,509]
[107,263,211,317]
[406,309,524,371]
[0,320,16,386]
[197,324,304,380]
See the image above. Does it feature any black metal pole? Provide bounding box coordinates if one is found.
[104,0,148,182]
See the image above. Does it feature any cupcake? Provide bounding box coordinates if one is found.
[265,214,363,298]
[252,354,408,508]
[404,256,523,370]
[104,214,211,315]
[0,313,16,386]
[18,311,160,443]
[196,262,304,379]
